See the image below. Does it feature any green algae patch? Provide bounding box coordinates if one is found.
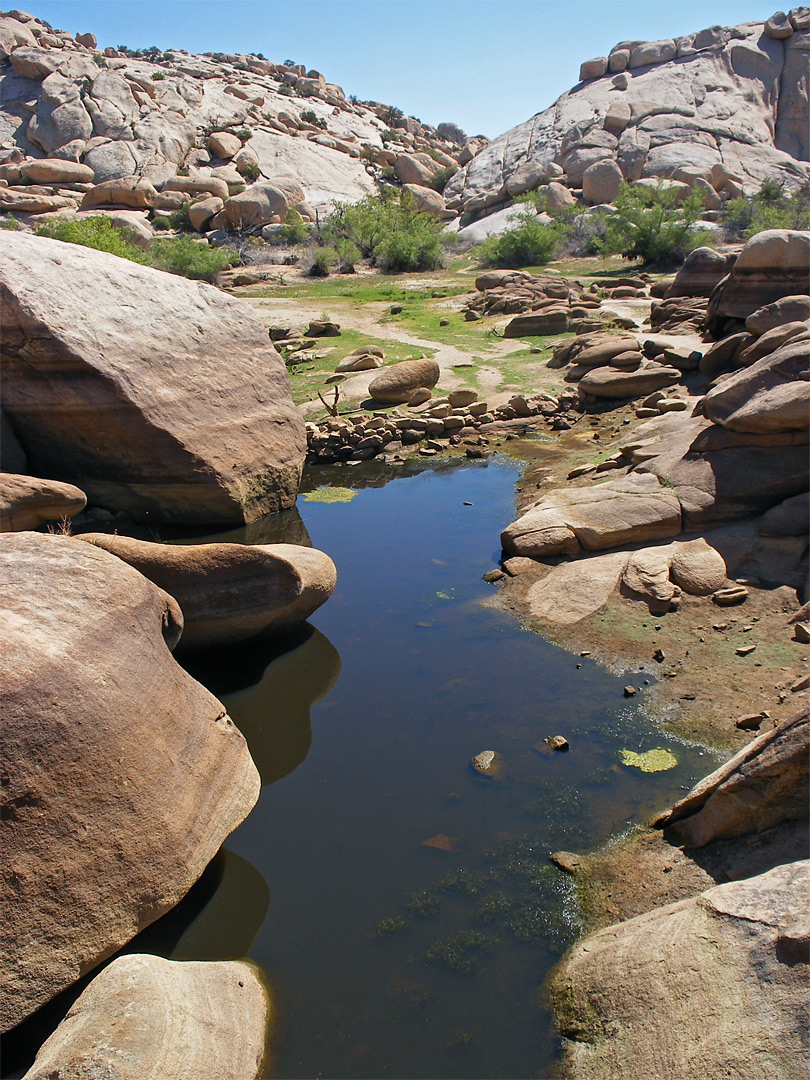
[619,747,678,773]
[302,486,357,504]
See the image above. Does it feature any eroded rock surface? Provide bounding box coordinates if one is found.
[78,534,337,649]
[0,473,86,531]
[0,231,305,524]
[21,955,270,1080]
[553,860,810,1080]
[0,533,260,1030]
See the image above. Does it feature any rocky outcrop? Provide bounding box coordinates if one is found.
[553,860,810,1080]
[501,473,682,560]
[0,473,86,531]
[707,229,810,334]
[77,534,337,649]
[0,533,260,1030]
[446,14,810,217]
[0,231,306,524]
[654,712,809,847]
[21,955,270,1080]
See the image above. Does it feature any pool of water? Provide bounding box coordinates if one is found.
[3,457,713,1080]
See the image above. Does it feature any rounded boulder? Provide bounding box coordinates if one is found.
[368,358,441,404]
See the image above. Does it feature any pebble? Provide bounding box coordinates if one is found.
[624,685,637,697]
[545,735,569,752]
[736,644,757,656]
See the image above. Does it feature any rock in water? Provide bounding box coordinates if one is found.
[20,955,270,1080]
[553,860,810,1080]
[0,231,306,525]
[77,534,337,649]
[0,533,260,1031]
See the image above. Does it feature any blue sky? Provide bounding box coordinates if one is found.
[27,2,771,136]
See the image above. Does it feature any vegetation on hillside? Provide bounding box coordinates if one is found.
[597,182,713,266]
[724,178,810,239]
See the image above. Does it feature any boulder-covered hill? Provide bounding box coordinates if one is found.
[0,7,478,211]
[446,8,810,219]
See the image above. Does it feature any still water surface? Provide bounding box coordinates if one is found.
[4,457,712,1079]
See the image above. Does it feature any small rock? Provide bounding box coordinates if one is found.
[713,586,749,606]
[545,735,569,752]
[390,305,403,314]
[503,556,535,576]
[735,713,766,730]
[653,648,666,662]
[793,622,810,644]
[549,851,584,875]
[736,644,757,656]
[471,749,504,777]
[483,569,505,583]
[624,685,637,697]
[305,320,341,337]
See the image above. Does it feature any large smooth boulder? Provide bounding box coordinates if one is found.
[394,153,434,186]
[578,363,682,398]
[0,473,86,531]
[582,158,623,203]
[0,231,305,524]
[655,712,809,847]
[20,158,94,184]
[503,308,569,336]
[21,955,270,1080]
[368,358,440,404]
[746,294,810,334]
[78,534,337,649]
[665,247,735,298]
[501,473,682,559]
[223,178,305,229]
[0,533,260,1030]
[553,861,810,1080]
[80,176,158,209]
[207,130,242,160]
[702,336,810,434]
[708,230,810,331]
[402,182,451,219]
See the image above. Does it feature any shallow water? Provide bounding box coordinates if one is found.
[3,457,713,1080]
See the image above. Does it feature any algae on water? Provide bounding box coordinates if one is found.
[302,486,356,504]
[619,747,678,773]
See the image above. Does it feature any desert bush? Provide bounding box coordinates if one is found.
[323,189,444,272]
[724,179,810,240]
[165,201,194,232]
[310,246,337,276]
[240,160,262,182]
[300,109,327,129]
[149,235,237,281]
[0,214,21,230]
[599,182,712,265]
[277,209,311,244]
[428,165,458,193]
[36,216,148,262]
[476,209,563,268]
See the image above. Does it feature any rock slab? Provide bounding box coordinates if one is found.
[0,533,260,1030]
[0,231,305,525]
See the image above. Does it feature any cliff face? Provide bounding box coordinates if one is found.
[445,11,810,216]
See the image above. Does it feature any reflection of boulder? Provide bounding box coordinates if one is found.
[227,626,341,786]
[126,849,270,963]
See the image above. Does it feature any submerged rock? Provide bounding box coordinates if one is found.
[0,533,260,1030]
[0,231,305,525]
[77,534,337,649]
[21,955,270,1080]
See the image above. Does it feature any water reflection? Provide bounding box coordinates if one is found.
[184,625,341,787]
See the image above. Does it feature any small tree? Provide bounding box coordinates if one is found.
[599,181,712,265]
[476,208,564,269]
[322,189,444,272]
[724,179,810,240]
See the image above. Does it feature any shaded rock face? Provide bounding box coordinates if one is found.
[0,231,306,525]
[21,955,270,1080]
[708,229,810,332]
[553,860,810,1080]
[77,534,337,649]
[447,16,810,212]
[0,473,86,531]
[0,533,260,1031]
[655,712,809,847]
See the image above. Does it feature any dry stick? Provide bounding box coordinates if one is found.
[318,385,340,416]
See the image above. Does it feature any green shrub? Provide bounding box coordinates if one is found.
[335,238,360,271]
[310,246,337,276]
[277,83,294,96]
[380,129,397,145]
[36,215,148,262]
[36,216,235,282]
[323,189,444,272]
[599,181,712,265]
[428,165,458,193]
[0,214,21,230]
[149,236,236,281]
[300,109,327,129]
[476,209,562,268]
[723,179,810,240]
[277,209,310,244]
[240,160,262,182]
[166,201,194,232]
[235,128,253,144]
